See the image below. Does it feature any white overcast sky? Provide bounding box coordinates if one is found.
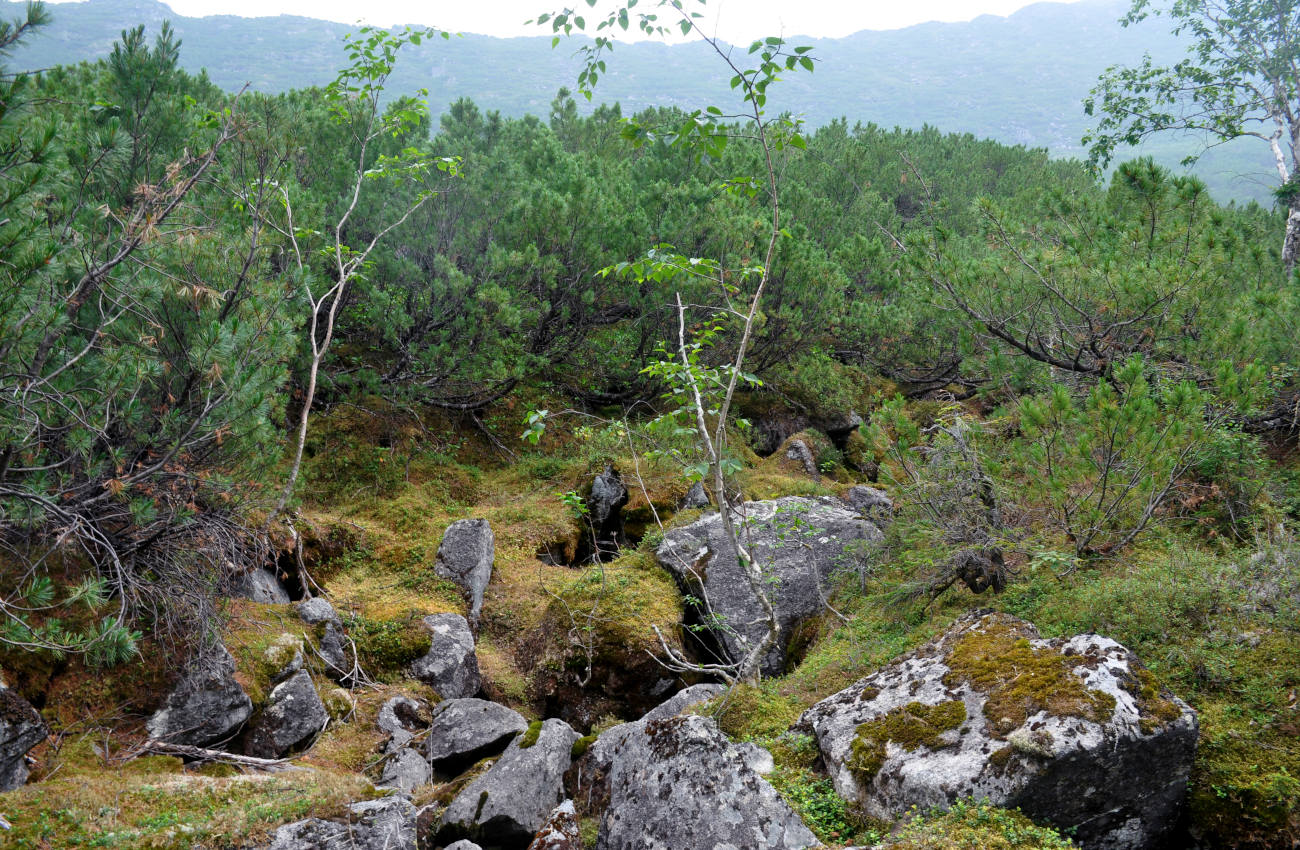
[49,0,1090,40]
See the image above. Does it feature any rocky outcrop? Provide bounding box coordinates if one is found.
[410,613,481,699]
[797,612,1198,850]
[0,688,47,791]
[435,519,495,627]
[437,718,580,847]
[296,597,350,680]
[587,465,629,560]
[573,713,819,850]
[264,796,416,850]
[654,496,882,676]
[232,568,292,604]
[426,697,528,775]
[527,800,581,850]
[245,670,327,758]
[146,644,252,747]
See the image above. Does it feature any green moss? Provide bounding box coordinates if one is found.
[571,734,597,758]
[943,618,1115,738]
[344,615,429,681]
[1122,667,1183,734]
[518,719,543,749]
[848,700,967,783]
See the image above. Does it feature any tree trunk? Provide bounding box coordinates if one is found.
[1284,197,1300,275]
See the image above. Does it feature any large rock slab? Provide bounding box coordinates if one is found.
[573,713,819,850]
[146,644,252,747]
[654,496,882,676]
[410,613,481,699]
[438,718,580,847]
[435,519,495,627]
[264,797,416,850]
[297,597,351,680]
[245,670,327,758]
[425,697,528,775]
[0,688,47,790]
[797,612,1198,850]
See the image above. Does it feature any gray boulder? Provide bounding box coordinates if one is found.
[232,568,291,605]
[844,485,893,523]
[297,597,350,679]
[377,696,426,753]
[654,496,882,676]
[379,746,431,793]
[785,438,820,478]
[146,644,252,747]
[679,480,710,510]
[425,697,528,775]
[263,633,305,684]
[527,800,581,850]
[639,683,726,723]
[443,842,484,850]
[264,796,416,850]
[574,713,819,850]
[438,718,580,847]
[410,613,481,699]
[797,612,1198,850]
[245,670,327,758]
[587,465,629,560]
[0,688,47,790]
[435,519,495,627]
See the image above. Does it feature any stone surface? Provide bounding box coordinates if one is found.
[296,597,350,679]
[797,612,1198,850]
[435,519,495,627]
[573,713,818,850]
[438,718,580,847]
[410,613,481,699]
[264,796,416,850]
[527,800,582,850]
[146,644,252,747]
[377,696,426,753]
[245,670,328,758]
[232,568,292,605]
[638,683,727,723]
[844,485,893,523]
[654,496,882,676]
[379,746,432,793]
[785,438,820,478]
[443,842,484,850]
[0,688,47,791]
[587,465,629,560]
[679,480,710,510]
[425,697,528,775]
[263,633,305,684]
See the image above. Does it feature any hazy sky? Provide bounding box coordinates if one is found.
[50,0,1091,41]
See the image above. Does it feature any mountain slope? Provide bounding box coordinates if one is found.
[4,0,1278,202]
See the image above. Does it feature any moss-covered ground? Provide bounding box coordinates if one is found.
[7,394,1298,849]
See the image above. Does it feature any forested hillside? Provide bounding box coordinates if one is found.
[2,0,1281,202]
[0,1,1297,849]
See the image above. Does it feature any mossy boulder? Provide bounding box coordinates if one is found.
[797,612,1198,850]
